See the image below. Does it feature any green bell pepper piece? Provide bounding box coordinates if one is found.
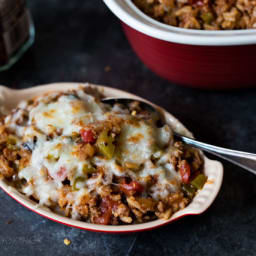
[201,12,214,24]
[73,177,86,191]
[96,130,115,159]
[190,174,207,190]
[181,184,196,199]
[83,164,96,174]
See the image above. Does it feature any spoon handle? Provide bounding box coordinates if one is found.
[175,133,256,175]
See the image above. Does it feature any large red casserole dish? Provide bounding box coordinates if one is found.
[103,0,256,89]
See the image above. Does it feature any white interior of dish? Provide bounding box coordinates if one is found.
[103,0,256,46]
[0,83,223,232]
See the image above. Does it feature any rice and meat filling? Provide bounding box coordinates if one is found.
[0,87,206,225]
[132,0,256,30]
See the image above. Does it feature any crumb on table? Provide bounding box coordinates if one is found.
[64,238,71,246]
[104,65,111,72]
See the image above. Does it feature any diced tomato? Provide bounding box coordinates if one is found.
[179,160,191,184]
[195,0,204,6]
[80,129,96,144]
[56,166,67,181]
[120,180,144,196]
[93,207,112,225]
[188,0,205,6]
[93,214,111,225]
[100,197,118,214]
[93,197,118,225]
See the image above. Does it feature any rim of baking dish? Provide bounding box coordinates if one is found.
[0,83,223,233]
[103,0,256,46]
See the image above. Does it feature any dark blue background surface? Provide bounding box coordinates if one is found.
[0,1,256,255]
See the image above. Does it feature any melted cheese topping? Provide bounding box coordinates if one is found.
[118,122,155,165]
[5,88,181,214]
[29,94,105,136]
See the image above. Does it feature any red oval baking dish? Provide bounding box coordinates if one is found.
[0,82,223,233]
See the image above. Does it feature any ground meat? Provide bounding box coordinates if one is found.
[171,141,203,173]
[75,203,89,217]
[132,0,256,29]
[113,203,132,223]
[3,148,18,161]
[18,150,31,170]
[58,185,73,210]
[72,143,95,160]
[0,155,14,178]
[127,196,156,214]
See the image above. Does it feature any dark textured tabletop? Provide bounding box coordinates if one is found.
[1,1,256,256]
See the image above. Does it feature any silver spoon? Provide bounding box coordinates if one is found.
[102,98,256,176]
